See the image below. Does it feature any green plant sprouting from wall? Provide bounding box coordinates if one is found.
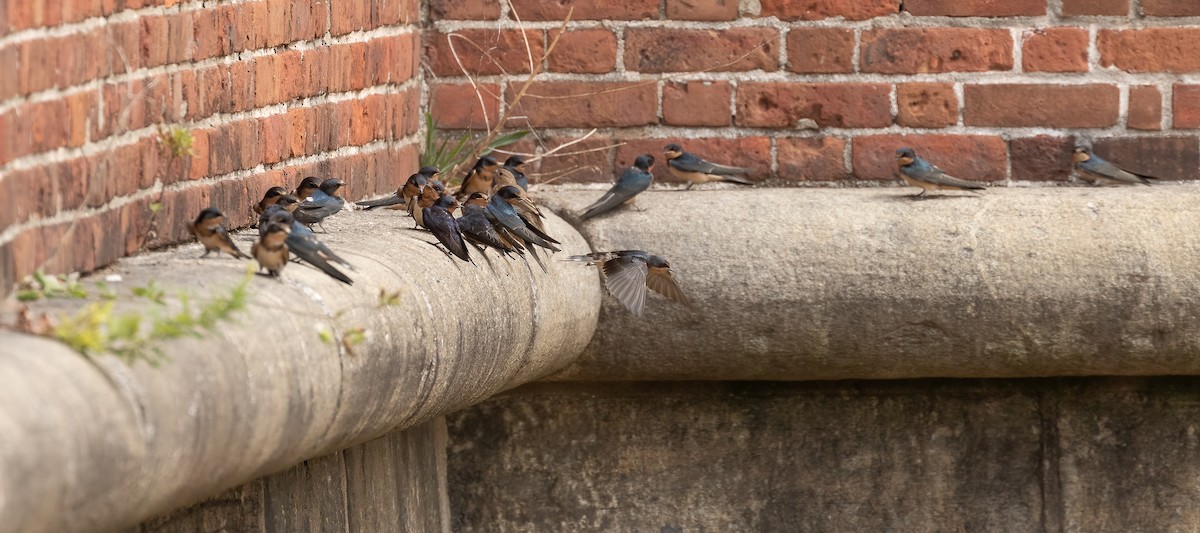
[421,112,529,180]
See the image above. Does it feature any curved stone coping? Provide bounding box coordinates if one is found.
[0,209,600,533]
[538,186,1200,381]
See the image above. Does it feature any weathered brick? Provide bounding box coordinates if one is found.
[1092,137,1200,181]
[302,48,330,97]
[0,46,18,101]
[896,83,958,128]
[852,135,1007,182]
[1099,29,1200,73]
[861,28,1013,74]
[904,0,1045,16]
[507,0,658,20]
[140,14,169,68]
[1128,86,1162,131]
[1062,0,1128,16]
[625,28,778,73]
[431,82,500,130]
[18,40,57,94]
[663,81,733,127]
[760,0,899,20]
[786,28,854,74]
[964,84,1119,128]
[425,29,544,76]
[65,92,95,148]
[617,137,772,182]
[778,137,848,181]
[508,82,658,128]
[1010,136,1075,182]
[429,0,500,19]
[736,83,892,128]
[1022,28,1088,73]
[189,129,210,181]
[548,29,617,74]
[1172,85,1200,129]
[1142,0,1200,16]
[667,0,738,20]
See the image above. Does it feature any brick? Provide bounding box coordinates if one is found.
[778,137,848,181]
[261,115,289,165]
[1099,30,1200,73]
[18,40,57,94]
[964,84,1118,128]
[138,137,160,190]
[508,81,658,128]
[105,20,142,76]
[624,27,778,73]
[861,28,1013,74]
[425,29,544,76]
[1092,137,1200,181]
[254,55,281,107]
[0,46,17,100]
[904,0,1045,16]
[428,0,499,18]
[431,82,500,130]
[547,29,617,74]
[1010,136,1075,182]
[852,135,1006,182]
[165,12,194,63]
[1142,0,1200,16]
[330,0,366,36]
[228,61,255,114]
[667,0,738,20]
[1128,86,1162,131]
[736,83,892,128]
[189,128,209,180]
[617,137,772,183]
[760,0,898,20]
[896,83,958,128]
[263,0,293,46]
[0,112,9,166]
[66,92,95,148]
[1022,28,1088,73]
[786,28,854,74]
[302,48,330,97]
[140,14,169,68]
[190,8,227,59]
[536,135,616,184]
[663,81,733,127]
[1172,85,1200,128]
[507,0,658,20]
[1062,0,1128,16]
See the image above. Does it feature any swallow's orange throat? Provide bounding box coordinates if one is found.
[897,156,915,166]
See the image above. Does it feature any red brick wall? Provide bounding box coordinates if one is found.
[0,0,422,288]
[426,0,1200,186]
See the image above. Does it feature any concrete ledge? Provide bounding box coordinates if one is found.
[0,209,599,533]
[540,187,1200,380]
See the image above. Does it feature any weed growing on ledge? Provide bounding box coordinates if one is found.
[421,112,529,177]
[158,124,196,158]
[15,271,90,302]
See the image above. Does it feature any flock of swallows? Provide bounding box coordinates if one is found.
[188,142,1151,316]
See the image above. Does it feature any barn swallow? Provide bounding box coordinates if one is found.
[410,179,446,229]
[1073,146,1159,185]
[457,155,500,199]
[295,178,346,230]
[567,250,689,317]
[580,154,654,220]
[260,205,353,285]
[423,195,471,263]
[504,156,529,191]
[294,176,322,201]
[663,144,754,190]
[356,167,440,210]
[491,167,547,230]
[252,221,290,277]
[459,193,521,257]
[253,186,287,215]
[895,147,986,198]
[488,185,559,251]
[190,208,249,259]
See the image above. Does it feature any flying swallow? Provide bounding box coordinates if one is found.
[253,186,287,215]
[295,178,346,230]
[504,156,530,191]
[457,155,500,199]
[261,204,354,284]
[356,167,439,210]
[1073,146,1159,185]
[191,208,249,259]
[488,185,559,252]
[567,250,689,317]
[423,195,471,263]
[294,176,322,201]
[895,147,986,198]
[663,144,754,190]
[459,193,521,257]
[252,221,290,278]
[580,154,655,220]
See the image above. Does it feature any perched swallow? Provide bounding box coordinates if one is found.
[895,147,986,197]
[580,154,655,220]
[457,155,500,199]
[252,221,290,278]
[459,193,521,257]
[261,205,354,285]
[663,144,754,190]
[253,186,287,215]
[422,195,471,263]
[356,167,440,210]
[504,156,529,191]
[191,208,249,259]
[295,178,346,230]
[410,179,446,229]
[293,176,322,201]
[488,186,559,252]
[1073,146,1159,186]
[567,250,689,317]
[491,167,547,231]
